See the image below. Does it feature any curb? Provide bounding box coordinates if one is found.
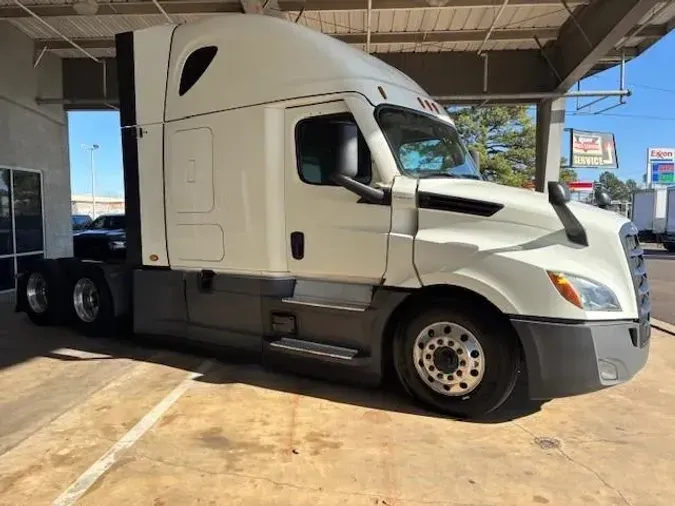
[651,318,675,336]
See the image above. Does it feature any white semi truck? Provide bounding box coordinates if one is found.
[15,15,650,419]
[631,188,669,246]
[631,187,675,251]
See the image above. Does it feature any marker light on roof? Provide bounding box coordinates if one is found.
[378,86,387,99]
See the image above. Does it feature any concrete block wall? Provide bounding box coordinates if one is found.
[0,21,72,303]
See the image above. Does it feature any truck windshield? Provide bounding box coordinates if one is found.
[376,106,482,180]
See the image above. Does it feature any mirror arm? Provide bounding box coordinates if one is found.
[331,174,386,204]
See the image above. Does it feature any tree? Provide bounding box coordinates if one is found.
[559,158,578,185]
[450,105,577,187]
[597,171,636,202]
[625,178,639,196]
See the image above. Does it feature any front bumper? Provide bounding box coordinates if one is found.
[511,317,650,399]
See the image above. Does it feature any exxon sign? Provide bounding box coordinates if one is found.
[649,148,675,162]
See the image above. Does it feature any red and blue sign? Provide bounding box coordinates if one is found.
[648,148,675,184]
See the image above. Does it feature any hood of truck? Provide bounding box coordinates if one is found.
[417,178,628,240]
[411,177,639,320]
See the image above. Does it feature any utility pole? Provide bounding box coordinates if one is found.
[82,143,100,218]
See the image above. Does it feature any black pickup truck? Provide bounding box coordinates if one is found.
[73,214,126,262]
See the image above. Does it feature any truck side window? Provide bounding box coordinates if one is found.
[179,46,218,96]
[296,114,372,186]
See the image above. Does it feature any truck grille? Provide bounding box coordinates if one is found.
[620,222,650,347]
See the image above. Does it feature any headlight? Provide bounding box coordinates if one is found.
[108,240,126,250]
[547,271,621,311]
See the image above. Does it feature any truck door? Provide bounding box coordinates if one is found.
[284,101,391,284]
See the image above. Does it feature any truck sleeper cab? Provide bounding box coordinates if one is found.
[15,15,650,420]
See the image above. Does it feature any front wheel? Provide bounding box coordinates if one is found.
[394,303,520,419]
[664,242,675,253]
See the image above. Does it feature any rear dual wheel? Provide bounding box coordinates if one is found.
[394,303,520,419]
[22,261,118,338]
[23,260,72,326]
[71,264,117,338]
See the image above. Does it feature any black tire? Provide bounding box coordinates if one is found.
[71,263,117,338]
[393,302,520,419]
[21,259,73,326]
[664,242,675,253]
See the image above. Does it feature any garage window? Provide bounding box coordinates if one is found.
[0,168,44,293]
[179,46,218,96]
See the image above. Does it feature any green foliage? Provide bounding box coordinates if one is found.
[449,105,577,188]
[559,160,578,185]
[597,171,638,202]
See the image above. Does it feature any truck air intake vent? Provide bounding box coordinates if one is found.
[418,192,503,217]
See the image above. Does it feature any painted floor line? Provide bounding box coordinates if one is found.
[51,360,213,506]
[652,318,675,336]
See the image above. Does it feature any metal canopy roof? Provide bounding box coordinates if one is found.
[1,0,673,106]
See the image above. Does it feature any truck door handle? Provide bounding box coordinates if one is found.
[199,269,215,292]
[290,231,304,260]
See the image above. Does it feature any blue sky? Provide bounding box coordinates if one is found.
[68,29,675,197]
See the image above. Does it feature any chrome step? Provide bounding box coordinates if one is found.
[269,338,358,360]
[281,280,373,312]
[281,297,369,312]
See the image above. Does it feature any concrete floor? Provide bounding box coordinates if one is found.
[1,305,674,506]
[645,249,675,325]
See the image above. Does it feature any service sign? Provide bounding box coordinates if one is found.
[569,129,618,169]
[648,147,675,184]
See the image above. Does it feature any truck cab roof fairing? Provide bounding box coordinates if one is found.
[164,14,428,122]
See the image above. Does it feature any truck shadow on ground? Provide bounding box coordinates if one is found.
[1,310,547,424]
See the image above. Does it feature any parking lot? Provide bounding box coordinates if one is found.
[645,249,675,325]
[1,302,674,506]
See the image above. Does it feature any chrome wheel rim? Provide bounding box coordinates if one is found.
[412,321,485,397]
[26,272,48,314]
[73,277,99,323]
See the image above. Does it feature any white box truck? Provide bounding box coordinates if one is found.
[631,188,667,243]
[663,186,675,251]
[14,15,650,420]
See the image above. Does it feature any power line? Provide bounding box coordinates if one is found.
[630,82,675,95]
[569,111,675,121]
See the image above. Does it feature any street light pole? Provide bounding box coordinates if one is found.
[82,143,100,218]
